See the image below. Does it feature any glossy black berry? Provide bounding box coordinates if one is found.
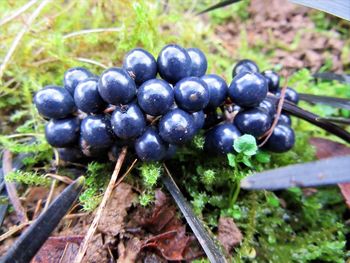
[159,109,196,144]
[174,77,209,112]
[98,67,136,105]
[135,128,167,162]
[45,117,80,147]
[232,59,259,77]
[259,99,276,118]
[123,48,157,85]
[234,108,272,137]
[157,44,191,84]
[262,70,280,92]
[111,103,146,139]
[187,48,208,77]
[265,124,295,153]
[201,74,228,109]
[34,85,76,119]
[137,79,174,116]
[74,78,107,114]
[80,115,114,148]
[204,123,241,154]
[276,87,299,104]
[79,137,109,160]
[57,147,84,163]
[278,113,292,126]
[228,71,268,108]
[64,67,93,94]
[192,111,205,131]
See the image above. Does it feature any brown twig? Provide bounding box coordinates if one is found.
[114,158,138,189]
[2,150,28,223]
[45,173,73,184]
[74,147,128,263]
[32,199,43,220]
[43,179,57,212]
[103,105,116,114]
[0,221,32,242]
[259,78,288,147]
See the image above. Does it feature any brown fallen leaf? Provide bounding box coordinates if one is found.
[32,235,84,263]
[309,137,350,208]
[98,182,137,236]
[117,237,142,263]
[217,217,243,254]
[82,233,108,263]
[59,242,80,263]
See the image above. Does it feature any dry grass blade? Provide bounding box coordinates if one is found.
[74,147,128,263]
[2,150,28,223]
[197,0,242,15]
[0,220,32,242]
[0,0,52,81]
[0,0,39,27]
[75,57,108,69]
[63,27,123,40]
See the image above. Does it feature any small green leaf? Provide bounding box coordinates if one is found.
[255,151,271,163]
[266,193,280,207]
[234,134,258,156]
[242,155,254,168]
[227,153,236,167]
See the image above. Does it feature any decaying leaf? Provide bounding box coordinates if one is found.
[217,217,243,253]
[117,237,142,263]
[32,235,84,263]
[82,233,108,263]
[98,183,137,236]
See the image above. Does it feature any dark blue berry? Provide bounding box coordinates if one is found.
[187,48,208,77]
[79,137,109,160]
[137,79,174,116]
[192,111,205,131]
[64,67,93,94]
[157,44,191,84]
[275,87,299,104]
[74,78,107,114]
[228,71,268,108]
[201,74,228,109]
[135,128,167,162]
[174,77,209,112]
[34,85,76,119]
[232,59,259,77]
[80,115,114,148]
[204,123,241,154]
[45,117,80,147]
[159,109,196,144]
[57,147,84,163]
[98,67,136,105]
[111,103,146,139]
[234,108,272,137]
[262,70,280,92]
[265,124,295,153]
[259,99,276,118]
[123,48,157,85]
[278,113,292,126]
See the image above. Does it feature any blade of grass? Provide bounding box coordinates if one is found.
[299,93,350,110]
[162,164,227,263]
[313,72,350,83]
[0,176,85,263]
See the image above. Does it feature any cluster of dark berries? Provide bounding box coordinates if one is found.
[33,44,298,163]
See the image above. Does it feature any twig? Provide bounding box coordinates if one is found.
[45,173,73,184]
[64,213,88,220]
[103,105,116,114]
[75,57,108,69]
[0,0,52,80]
[2,150,28,223]
[74,147,128,263]
[0,221,32,242]
[114,158,138,188]
[63,27,123,39]
[33,199,43,219]
[43,179,56,212]
[259,78,288,147]
[0,0,38,27]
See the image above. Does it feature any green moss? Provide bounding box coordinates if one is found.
[5,171,51,187]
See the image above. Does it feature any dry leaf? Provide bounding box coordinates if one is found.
[217,217,243,253]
